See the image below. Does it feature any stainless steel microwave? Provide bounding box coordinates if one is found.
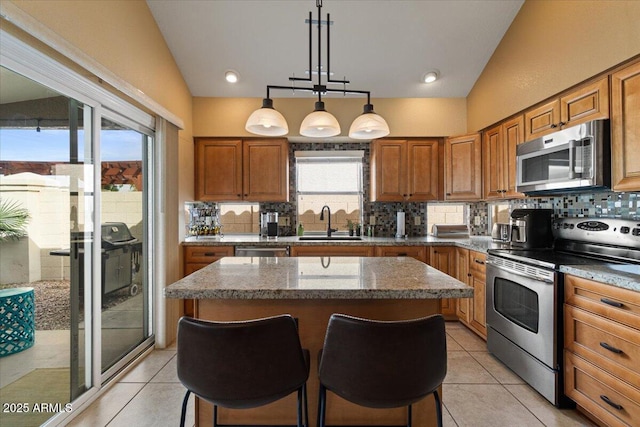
[516,119,610,195]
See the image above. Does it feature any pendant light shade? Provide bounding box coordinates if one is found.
[348,103,390,139]
[300,101,341,137]
[245,98,289,136]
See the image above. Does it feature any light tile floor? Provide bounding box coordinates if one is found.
[65,321,597,427]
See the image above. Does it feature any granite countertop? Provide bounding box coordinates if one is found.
[560,264,640,292]
[164,256,473,300]
[182,234,509,253]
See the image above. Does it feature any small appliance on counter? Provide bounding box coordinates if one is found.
[509,208,554,248]
[261,212,279,239]
[395,211,406,238]
[491,223,511,242]
[185,202,223,238]
[431,224,469,238]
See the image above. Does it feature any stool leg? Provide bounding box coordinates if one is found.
[297,387,303,427]
[433,390,443,427]
[303,383,309,427]
[213,404,218,427]
[180,390,191,427]
[317,384,327,427]
[407,404,412,427]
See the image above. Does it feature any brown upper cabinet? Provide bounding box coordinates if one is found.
[370,139,440,202]
[524,77,609,142]
[195,138,289,202]
[444,133,482,201]
[483,115,525,199]
[611,60,640,191]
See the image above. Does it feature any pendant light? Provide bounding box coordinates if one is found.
[300,101,340,137]
[349,102,389,139]
[245,0,389,139]
[245,97,289,136]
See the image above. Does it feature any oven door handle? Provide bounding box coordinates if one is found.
[486,259,554,283]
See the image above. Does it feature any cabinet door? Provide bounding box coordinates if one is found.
[370,139,407,201]
[469,265,487,339]
[375,246,427,263]
[483,124,503,199]
[560,77,609,127]
[612,61,640,191]
[195,139,243,201]
[429,246,457,318]
[407,140,439,201]
[444,133,482,200]
[455,248,471,323]
[502,115,525,198]
[524,99,560,141]
[243,139,289,201]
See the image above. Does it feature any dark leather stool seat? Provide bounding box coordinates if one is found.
[177,315,310,427]
[317,313,447,427]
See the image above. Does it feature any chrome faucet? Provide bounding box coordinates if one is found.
[320,205,337,237]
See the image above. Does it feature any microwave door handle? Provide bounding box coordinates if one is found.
[568,139,583,179]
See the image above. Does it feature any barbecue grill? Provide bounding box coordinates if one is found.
[50,222,142,296]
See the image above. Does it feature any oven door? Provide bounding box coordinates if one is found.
[486,259,558,368]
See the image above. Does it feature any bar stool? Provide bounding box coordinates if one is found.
[177,315,310,427]
[317,313,447,427]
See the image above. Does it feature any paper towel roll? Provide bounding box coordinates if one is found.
[396,211,406,238]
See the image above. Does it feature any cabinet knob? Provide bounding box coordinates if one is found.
[446,193,451,196]
[237,194,241,197]
[467,273,472,277]
[558,121,566,127]
[550,123,558,128]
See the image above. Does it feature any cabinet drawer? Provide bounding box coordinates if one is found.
[565,351,640,427]
[469,251,486,274]
[374,246,427,262]
[565,305,640,388]
[184,246,234,263]
[565,275,640,330]
[290,246,375,257]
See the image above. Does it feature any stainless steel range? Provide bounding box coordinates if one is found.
[486,216,640,407]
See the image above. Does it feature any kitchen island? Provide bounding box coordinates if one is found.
[165,256,473,427]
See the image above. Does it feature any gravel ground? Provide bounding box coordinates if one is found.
[0,280,133,330]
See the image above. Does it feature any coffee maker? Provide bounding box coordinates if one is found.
[509,208,554,249]
[260,212,279,238]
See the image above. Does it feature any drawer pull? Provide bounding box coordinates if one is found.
[600,395,623,411]
[599,342,623,354]
[600,298,624,308]
[397,253,408,256]
[203,252,216,257]
[474,259,485,265]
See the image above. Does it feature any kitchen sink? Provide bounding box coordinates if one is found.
[298,236,362,241]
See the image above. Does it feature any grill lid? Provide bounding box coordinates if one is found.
[102,222,134,243]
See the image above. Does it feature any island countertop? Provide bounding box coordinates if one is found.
[164,256,473,300]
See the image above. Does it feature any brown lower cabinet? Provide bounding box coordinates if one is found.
[182,245,234,316]
[374,245,427,263]
[427,246,457,319]
[564,275,640,427]
[454,248,486,339]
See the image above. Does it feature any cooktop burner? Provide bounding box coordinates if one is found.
[487,248,609,270]
[488,217,640,270]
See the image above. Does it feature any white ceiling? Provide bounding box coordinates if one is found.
[147,0,524,100]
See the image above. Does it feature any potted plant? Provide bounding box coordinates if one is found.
[347,220,355,236]
[0,199,30,242]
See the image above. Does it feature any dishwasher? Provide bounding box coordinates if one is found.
[235,246,289,257]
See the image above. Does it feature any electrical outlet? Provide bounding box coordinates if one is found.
[474,216,482,225]
[414,216,421,226]
[369,215,376,225]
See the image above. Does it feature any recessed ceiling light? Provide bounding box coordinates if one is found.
[225,70,239,83]
[423,71,439,84]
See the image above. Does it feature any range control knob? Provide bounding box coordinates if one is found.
[633,228,640,237]
[620,226,630,234]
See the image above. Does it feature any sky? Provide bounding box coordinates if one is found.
[0,129,143,162]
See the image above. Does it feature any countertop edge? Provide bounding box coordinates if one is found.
[164,288,473,300]
[560,265,640,292]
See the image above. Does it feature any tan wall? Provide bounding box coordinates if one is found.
[193,97,467,137]
[467,0,640,132]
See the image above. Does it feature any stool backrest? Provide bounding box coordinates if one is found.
[177,315,309,409]
[319,313,447,408]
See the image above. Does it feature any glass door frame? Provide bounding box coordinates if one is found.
[1,26,157,422]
